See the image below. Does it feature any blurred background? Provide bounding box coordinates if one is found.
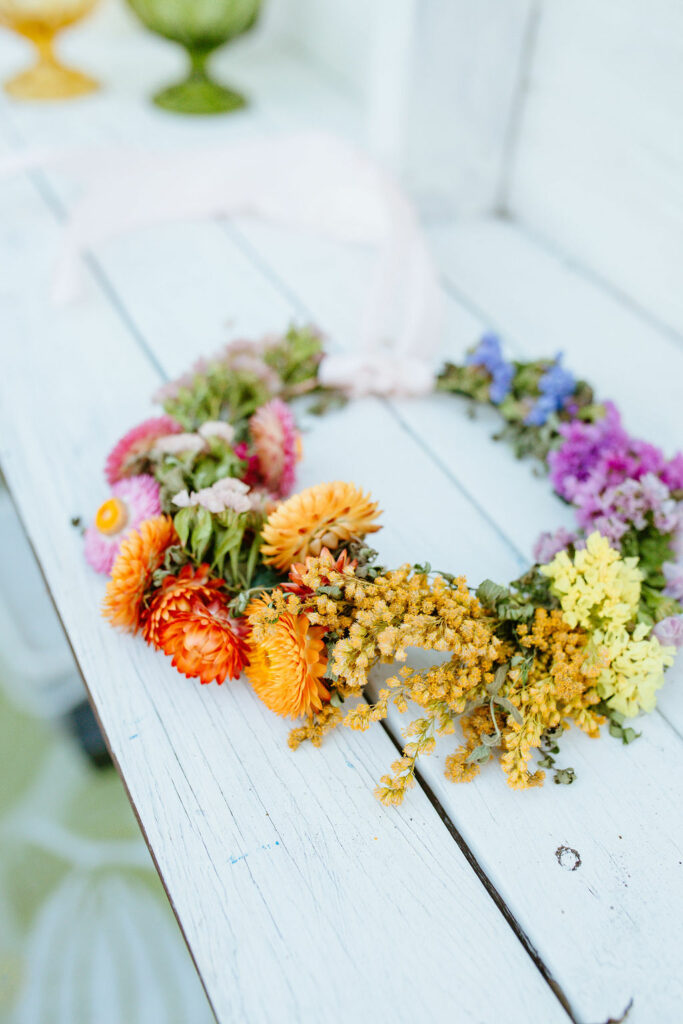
[0,1,680,1021]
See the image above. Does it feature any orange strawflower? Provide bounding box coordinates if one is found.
[260,481,381,571]
[144,563,224,647]
[245,595,330,718]
[283,547,357,597]
[155,596,249,685]
[102,516,177,633]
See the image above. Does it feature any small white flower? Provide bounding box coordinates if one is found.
[172,476,252,515]
[198,421,235,444]
[153,433,207,456]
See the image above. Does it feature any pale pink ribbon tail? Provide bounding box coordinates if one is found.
[1,132,443,397]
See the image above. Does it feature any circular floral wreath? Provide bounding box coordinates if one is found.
[85,326,683,801]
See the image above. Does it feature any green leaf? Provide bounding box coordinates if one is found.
[190,507,213,562]
[476,579,510,611]
[553,768,576,785]
[466,744,492,766]
[494,696,523,724]
[486,663,508,696]
[173,507,194,548]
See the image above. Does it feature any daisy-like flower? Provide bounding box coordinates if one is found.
[245,595,329,718]
[85,475,162,575]
[102,516,177,633]
[147,565,249,684]
[105,416,181,484]
[249,399,300,497]
[261,481,381,571]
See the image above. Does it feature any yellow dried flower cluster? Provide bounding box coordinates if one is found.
[246,588,304,644]
[591,624,674,717]
[311,566,501,804]
[542,532,676,718]
[326,566,499,693]
[244,529,675,803]
[289,704,342,749]
[540,531,642,630]
[446,609,603,790]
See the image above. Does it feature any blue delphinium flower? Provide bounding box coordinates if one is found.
[466,332,514,404]
[525,354,575,426]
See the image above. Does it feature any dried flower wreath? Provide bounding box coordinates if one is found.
[86,327,682,801]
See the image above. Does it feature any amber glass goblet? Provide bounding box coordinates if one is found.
[126,0,262,115]
[0,0,99,101]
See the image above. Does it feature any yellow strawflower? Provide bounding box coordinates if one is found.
[540,531,642,631]
[260,481,381,571]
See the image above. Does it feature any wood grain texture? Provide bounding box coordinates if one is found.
[203,214,683,1024]
[399,0,534,214]
[430,217,683,735]
[2,27,683,1024]
[505,0,683,335]
[0,147,568,1023]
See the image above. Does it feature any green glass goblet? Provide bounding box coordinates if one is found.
[126,0,263,115]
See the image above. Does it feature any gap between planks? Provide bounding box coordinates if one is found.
[8,152,579,1024]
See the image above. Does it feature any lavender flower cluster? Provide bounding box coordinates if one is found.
[466,333,514,404]
[538,401,683,645]
[524,356,575,427]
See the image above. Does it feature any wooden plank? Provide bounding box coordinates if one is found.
[4,37,683,1022]
[504,0,683,335]
[186,214,683,1024]
[31,169,683,1021]
[0,162,568,1022]
[430,217,683,734]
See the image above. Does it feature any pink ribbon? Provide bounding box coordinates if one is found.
[1,132,443,397]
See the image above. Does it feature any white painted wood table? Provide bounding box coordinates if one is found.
[1,20,682,1024]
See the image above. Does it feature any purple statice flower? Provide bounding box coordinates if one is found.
[532,525,577,564]
[669,506,683,561]
[663,561,683,601]
[525,355,576,427]
[466,333,514,404]
[653,615,683,648]
[548,401,627,501]
[574,473,679,542]
[662,452,683,492]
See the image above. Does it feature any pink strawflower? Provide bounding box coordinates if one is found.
[248,399,300,497]
[105,416,181,484]
[234,441,261,489]
[533,526,577,564]
[653,616,683,648]
[85,475,162,575]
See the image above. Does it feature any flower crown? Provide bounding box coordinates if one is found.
[85,326,682,801]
